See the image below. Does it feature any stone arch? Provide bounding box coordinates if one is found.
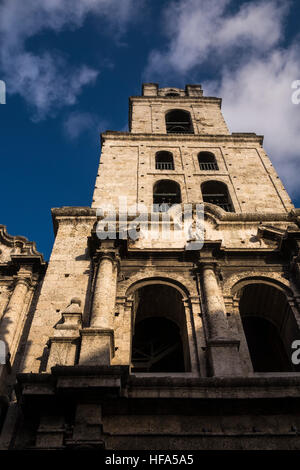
[129,281,191,373]
[165,109,193,134]
[121,272,196,299]
[198,151,219,170]
[122,276,198,373]
[153,179,182,211]
[155,151,174,170]
[224,272,294,298]
[126,276,191,300]
[231,275,295,299]
[231,276,300,372]
[201,180,234,213]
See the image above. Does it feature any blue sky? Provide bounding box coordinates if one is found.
[1,0,300,260]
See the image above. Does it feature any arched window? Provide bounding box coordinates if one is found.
[131,284,190,372]
[201,181,233,212]
[155,151,174,170]
[239,283,300,372]
[165,109,193,134]
[153,180,181,212]
[198,152,219,171]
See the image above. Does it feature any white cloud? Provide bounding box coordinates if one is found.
[206,46,300,195]
[0,0,136,119]
[64,111,105,140]
[145,0,300,197]
[145,0,287,76]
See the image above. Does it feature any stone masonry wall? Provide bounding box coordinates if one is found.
[92,134,293,213]
[130,98,230,135]
[20,216,94,373]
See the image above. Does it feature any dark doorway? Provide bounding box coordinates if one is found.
[131,284,190,373]
[132,317,185,372]
[241,316,292,372]
[239,283,299,372]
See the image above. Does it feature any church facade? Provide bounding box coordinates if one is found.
[1,83,300,449]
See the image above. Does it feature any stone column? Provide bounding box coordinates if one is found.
[200,262,242,376]
[201,263,228,340]
[0,266,32,363]
[90,253,117,328]
[79,250,119,366]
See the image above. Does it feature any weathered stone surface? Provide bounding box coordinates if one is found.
[1,84,300,450]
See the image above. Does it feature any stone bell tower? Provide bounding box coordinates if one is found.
[2,83,300,450]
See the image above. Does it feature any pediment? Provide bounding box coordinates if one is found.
[0,225,44,265]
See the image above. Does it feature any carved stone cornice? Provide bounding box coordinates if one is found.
[101,131,264,146]
[0,225,45,270]
[51,207,96,235]
[13,276,32,290]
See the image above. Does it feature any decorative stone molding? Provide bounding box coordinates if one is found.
[47,298,83,370]
[101,130,264,145]
[51,207,96,236]
[122,272,196,298]
[0,225,45,267]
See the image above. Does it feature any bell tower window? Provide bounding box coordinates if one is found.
[201,180,233,212]
[165,109,193,134]
[153,180,181,212]
[198,152,219,170]
[155,151,174,170]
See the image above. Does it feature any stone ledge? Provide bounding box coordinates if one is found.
[51,207,96,234]
[101,131,264,145]
[16,370,300,400]
[128,374,300,387]
[51,205,298,224]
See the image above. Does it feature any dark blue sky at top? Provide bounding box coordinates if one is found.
[1,0,300,260]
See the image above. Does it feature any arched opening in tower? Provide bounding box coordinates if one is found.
[131,284,190,373]
[201,180,233,212]
[165,109,193,134]
[198,152,219,171]
[153,180,181,212]
[239,283,300,372]
[155,151,174,170]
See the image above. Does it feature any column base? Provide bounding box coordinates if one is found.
[47,337,79,370]
[207,338,243,376]
[79,328,114,366]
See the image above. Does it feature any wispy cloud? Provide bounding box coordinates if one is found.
[145,0,287,77]
[63,111,107,140]
[204,45,300,195]
[145,0,300,196]
[0,0,136,120]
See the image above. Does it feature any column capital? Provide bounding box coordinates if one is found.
[93,249,120,269]
[13,264,34,285]
[194,241,222,266]
[200,261,217,271]
[13,276,32,289]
